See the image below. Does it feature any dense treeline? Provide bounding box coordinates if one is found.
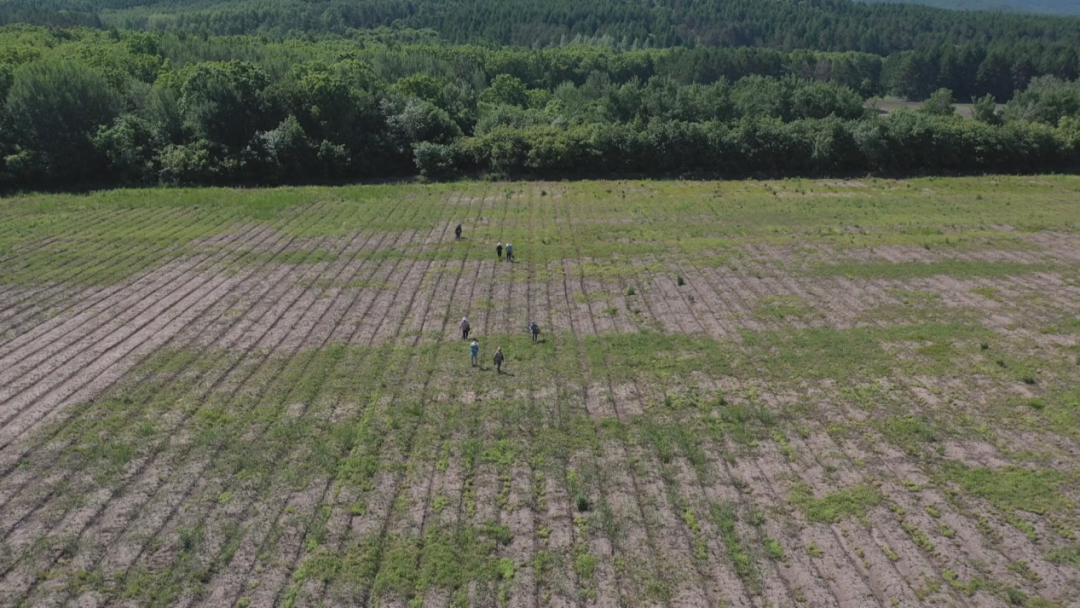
[2,26,1080,188]
[860,0,1080,18]
[2,0,1080,54]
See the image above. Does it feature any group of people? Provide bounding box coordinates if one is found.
[451,226,532,375]
[460,316,540,374]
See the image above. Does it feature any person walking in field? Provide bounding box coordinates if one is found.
[470,339,479,367]
[459,316,471,340]
[530,320,540,343]
[455,224,462,240]
[494,347,504,373]
[496,242,503,260]
[505,242,513,262]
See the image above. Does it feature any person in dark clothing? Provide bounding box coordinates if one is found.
[494,347,504,373]
[496,242,503,260]
[530,321,540,343]
[454,224,462,240]
[459,316,471,340]
[505,242,513,262]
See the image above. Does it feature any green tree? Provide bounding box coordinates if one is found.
[396,74,443,105]
[179,61,273,151]
[481,74,528,107]
[920,88,956,116]
[972,93,999,124]
[5,57,120,182]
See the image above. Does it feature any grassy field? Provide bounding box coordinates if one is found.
[0,176,1078,607]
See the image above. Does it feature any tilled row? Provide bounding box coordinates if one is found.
[1,188,1078,607]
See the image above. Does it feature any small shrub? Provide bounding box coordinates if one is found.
[1005,587,1028,606]
[573,552,598,578]
[575,494,591,512]
[764,538,785,561]
[625,286,635,296]
[676,274,685,286]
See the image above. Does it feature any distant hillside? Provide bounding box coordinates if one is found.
[1,0,1079,52]
[859,0,1080,17]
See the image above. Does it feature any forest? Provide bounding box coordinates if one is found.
[859,0,1080,17]
[0,2,1079,188]
[3,0,1080,53]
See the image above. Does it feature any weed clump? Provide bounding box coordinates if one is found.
[1048,543,1080,566]
[575,494,591,512]
[676,274,685,286]
[764,538,785,561]
[789,483,881,523]
[1005,587,1028,605]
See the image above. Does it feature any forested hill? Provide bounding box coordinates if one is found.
[860,0,1080,18]
[2,0,1080,53]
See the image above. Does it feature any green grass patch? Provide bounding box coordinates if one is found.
[1047,543,1080,566]
[789,483,882,523]
[754,295,814,320]
[583,329,736,383]
[943,463,1071,516]
[813,261,1051,280]
[875,415,940,456]
[709,503,759,591]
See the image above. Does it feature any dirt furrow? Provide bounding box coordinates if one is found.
[525,252,587,608]
[0,212,330,604]
[0,204,346,605]
[67,207,383,595]
[776,420,931,606]
[279,193,456,606]
[0,217,312,517]
[0,202,138,267]
[678,265,842,606]
[255,224,425,608]
[727,449,843,607]
[620,270,759,606]
[360,194,485,606]
[0,227,288,465]
[705,266,764,332]
[628,270,770,607]
[0,205,230,347]
[862,407,1076,604]
[0,224,266,403]
[282,211,442,604]
[668,262,735,338]
[255,193,479,608]
[556,198,677,606]
[0,205,198,337]
[33,222,368,606]
[0,219,259,365]
[660,261,802,607]
[0,203,166,299]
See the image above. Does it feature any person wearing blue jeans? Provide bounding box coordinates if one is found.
[470,339,479,367]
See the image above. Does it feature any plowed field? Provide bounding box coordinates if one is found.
[1,177,1079,607]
